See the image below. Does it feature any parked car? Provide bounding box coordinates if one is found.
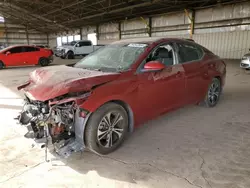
[0,45,54,69]
[54,40,104,59]
[18,37,226,158]
[240,50,250,70]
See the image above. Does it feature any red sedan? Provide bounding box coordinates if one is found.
[0,45,53,69]
[18,38,226,157]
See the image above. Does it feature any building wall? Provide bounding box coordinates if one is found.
[0,20,48,47]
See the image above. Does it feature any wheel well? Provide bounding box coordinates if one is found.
[0,60,4,68]
[215,76,221,82]
[110,100,134,132]
[67,50,74,54]
[214,76,222,88]
[82,100,134,147]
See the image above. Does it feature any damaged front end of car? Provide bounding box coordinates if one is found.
[18,91,91,159]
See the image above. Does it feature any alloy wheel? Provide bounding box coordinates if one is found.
[97,111,125,148]
[208,81,220,105]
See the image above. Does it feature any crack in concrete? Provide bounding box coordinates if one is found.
[0,161,45,184]
[96,154,202,188]
[198,149,212,188]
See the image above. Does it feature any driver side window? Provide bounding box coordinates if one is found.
[146,43,175,66]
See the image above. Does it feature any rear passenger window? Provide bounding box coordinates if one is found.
[78,41,92,46]
[176,42,203,63]
[23,47,39,52]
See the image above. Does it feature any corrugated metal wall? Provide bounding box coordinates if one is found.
[0,20,48,46]
[193,31,250,59]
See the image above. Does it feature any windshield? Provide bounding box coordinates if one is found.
[74,43,147,72]
[69,41,77,46]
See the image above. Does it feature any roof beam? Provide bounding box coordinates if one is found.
[11,0,61,7]
[42,0,88,16]
[62,0,162,24]
[0,11,51,33]
[0,2,71,30]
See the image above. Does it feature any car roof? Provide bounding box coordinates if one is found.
[6,45,40,48]
[111,37,193,45]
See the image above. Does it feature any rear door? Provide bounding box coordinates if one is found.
[23,47,41,65]
[4,46,24,66]
[75,41,93,55]
[175,41,208,104]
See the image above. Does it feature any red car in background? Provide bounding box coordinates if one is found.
[0,45,53,69]
[18,38,226,157]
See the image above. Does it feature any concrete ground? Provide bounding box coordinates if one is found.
[0,58,250,188]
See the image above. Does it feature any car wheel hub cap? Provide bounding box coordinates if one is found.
[208,82,220,104]
[97,112,124,148]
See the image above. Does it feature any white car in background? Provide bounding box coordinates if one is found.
[240,50,250,70]
[54,40,104,59]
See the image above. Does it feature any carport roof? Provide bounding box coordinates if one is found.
[0,0,246,33]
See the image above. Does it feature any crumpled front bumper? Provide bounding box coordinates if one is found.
[18,108,91,158]
[54,49,65,58]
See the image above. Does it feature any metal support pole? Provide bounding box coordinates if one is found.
[46,33,49,46]
[148,17,152,37]
[118,22,121,40]
[96,24,99,40]
[79,28,82,40]
[184,9,195,39]
[140,16,151,37]
[25,25,29,44]
[3,18,8,46]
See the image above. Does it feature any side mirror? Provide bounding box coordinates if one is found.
[142,61,165,72]
[76,43,80,47]
[6,51,11,56]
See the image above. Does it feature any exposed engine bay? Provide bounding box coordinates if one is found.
[18,93,89,159]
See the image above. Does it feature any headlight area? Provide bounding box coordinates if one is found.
[18,91,91,159]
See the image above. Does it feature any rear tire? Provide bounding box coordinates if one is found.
[85,102,128,155]
[201,78,221,107]
[0,61,4,69]
[39,57,49,66]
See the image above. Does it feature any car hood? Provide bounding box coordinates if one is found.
[57,45,73,49]
[18,65,120,101]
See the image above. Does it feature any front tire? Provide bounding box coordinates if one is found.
[66,51,74,59]
[85,103,128,155]
[202,78,221,107]
[0,61,4,69]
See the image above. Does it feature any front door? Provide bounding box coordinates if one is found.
[4,46,24,66]
[135,42,186,123]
